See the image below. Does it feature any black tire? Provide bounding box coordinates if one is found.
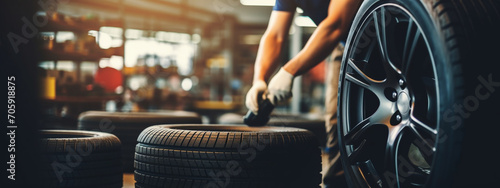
[338,0,500,187]
[134,125,322,188]
[78,110,202,172]
[267,114,326,148]
[39,130,123,188]
[218,113,327,148]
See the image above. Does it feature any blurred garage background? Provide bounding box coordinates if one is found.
[35,0,328,127]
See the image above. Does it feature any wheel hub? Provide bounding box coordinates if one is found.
[397,91,411,114]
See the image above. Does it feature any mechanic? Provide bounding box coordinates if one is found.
[245,0,363,187]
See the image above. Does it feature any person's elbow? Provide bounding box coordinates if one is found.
[320,15,350,39]
[261,31,287,46]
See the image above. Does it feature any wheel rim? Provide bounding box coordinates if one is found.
[340,4,439,188]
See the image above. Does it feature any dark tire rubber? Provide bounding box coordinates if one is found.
[218,113,327,148]
[78,111,202,172]
[39,130,123,188]
[134,125,322,188]
[338,0,500,187]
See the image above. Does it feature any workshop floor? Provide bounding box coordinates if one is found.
[123,173,135,188]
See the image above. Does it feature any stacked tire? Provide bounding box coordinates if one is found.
[134,125,322,188]
[78,111,202,172]
[39,130,122,188]
[218,113,326,148]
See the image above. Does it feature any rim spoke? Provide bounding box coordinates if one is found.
[373,9,388,63]
[409,116,436,157]
[373,8,400,75]
[348,59,382,83]
[346,58,385,92]
[402,19,422,75]
[346,73,371,89]
[362,40,378,61]
[344,117,373,145]
[422,77,438,119]
[384,130,404,188]
[410,115,437,139]
[348,139,369,163]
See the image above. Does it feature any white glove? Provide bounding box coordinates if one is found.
[267,68,294,105]
[245,80,267,115]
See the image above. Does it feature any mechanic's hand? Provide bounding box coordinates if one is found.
[245,80,267,115]
[267,68,294,105]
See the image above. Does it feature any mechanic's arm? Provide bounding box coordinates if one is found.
[246,11,294,113]
[253,11,295,83]
[282,0,363,76]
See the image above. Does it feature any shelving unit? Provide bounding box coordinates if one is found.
[38,12,125,128]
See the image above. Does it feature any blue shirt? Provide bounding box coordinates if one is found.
[273,0,331,25]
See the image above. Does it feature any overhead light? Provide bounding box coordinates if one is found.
[99,56,123,70]
[240,0,275,6]
[294,16,317,27]
[98,32,113,49]
[192,34,201,44]
[99,58,110,69]
[125,29,143,39]
[109,56,124,70]
[56,61,75,71]
[181,78,193,91]
[100,27,123,38]
[56,31,75,43]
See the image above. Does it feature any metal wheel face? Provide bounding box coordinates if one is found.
[339,4,439,188]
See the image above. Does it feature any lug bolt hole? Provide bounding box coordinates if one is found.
[385,88,398,101]
[399,79,406,89]
[391,111,403,125]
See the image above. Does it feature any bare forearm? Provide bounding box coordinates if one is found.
[253,34,284,83]
[252,11,294,83]
[283,22,344,76]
